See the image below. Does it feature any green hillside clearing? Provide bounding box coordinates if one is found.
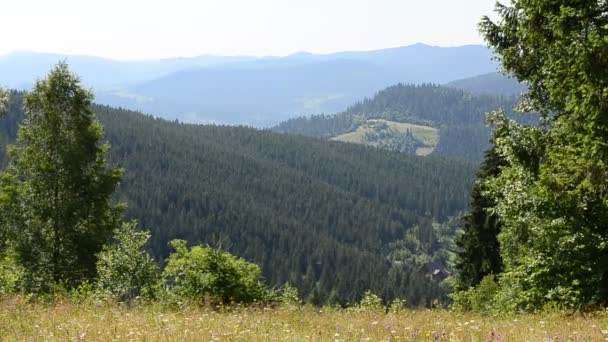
[332,119,439,156]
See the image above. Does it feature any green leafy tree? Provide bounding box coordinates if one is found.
[0,63,123,292]
[96,222,160,302]
[163,239,268,304]
[454,144,505,290]
[480,0,608,309]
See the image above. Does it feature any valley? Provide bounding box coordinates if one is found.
[1,0,605,334]
[0,92,476,305]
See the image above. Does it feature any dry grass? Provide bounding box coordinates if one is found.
[1,297,607,341]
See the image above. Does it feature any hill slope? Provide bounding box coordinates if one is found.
[0,93,476,305]
[331,120,439,156]
[273,84,532,161]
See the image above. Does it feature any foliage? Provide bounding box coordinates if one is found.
[163,240,268,304]
[0,63,123,293]
[279,283,301,306]
[0,253,23,295]
[96,222,161,302]
[357,290,384,311]
[453,143,505,290]
[385,218,459,307]
[0,95,477,305]
[388,298,407,313]
[450,275,501,313]
[478,0,608,310]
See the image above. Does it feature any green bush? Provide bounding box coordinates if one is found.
[163,240,268,304]
[95,222,161,302]
[0,253,23,295]
[358,290,384,312]
[450,275,500,313]
[388,298,407,313]
[280,283,301,306]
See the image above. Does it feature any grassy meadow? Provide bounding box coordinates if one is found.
[331,119,439,156]
[1,297,608,341]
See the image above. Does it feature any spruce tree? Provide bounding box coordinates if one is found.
[0,63,123,292]
[454,144,505,290]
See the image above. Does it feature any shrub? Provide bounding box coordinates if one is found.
[280,283,301,306]
[389,298,407,313]
[0,253,23,295]
[358,290,384,311]
[451,275,500,313]
[95,222,161,302]
[163,240,268,304]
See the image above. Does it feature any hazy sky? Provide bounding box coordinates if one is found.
[1,0,497,60]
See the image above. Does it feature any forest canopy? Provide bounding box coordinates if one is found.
[0,83,476,305]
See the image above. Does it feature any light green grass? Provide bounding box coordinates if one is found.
[331,119,439,156]
[1,297,608,341]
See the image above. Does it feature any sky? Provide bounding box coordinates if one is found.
[0,0,497,61]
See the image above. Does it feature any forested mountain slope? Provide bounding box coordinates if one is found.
[0,93,476,305]
[273,84,534,161]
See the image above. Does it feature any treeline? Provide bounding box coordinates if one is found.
[0,87,477,305]
[273,84,536,161]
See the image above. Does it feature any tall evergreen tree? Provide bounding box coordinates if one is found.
[0,63,123,292]
[480,0,608,309]
[454,143,505,290]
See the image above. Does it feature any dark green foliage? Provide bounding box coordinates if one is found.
[366,126,426,155]
[454,145,505,290]
[0,93,476,304]
[384,218,459,307]
[273,84,532,161]
[475,0,608,310]
[96,222,161,302]
[450,275,500,313]
[163,240,267,304]
[0,64,123,292]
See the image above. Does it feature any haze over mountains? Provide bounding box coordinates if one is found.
[1,44,504,126]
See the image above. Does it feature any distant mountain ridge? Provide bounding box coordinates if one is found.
[0,44,499,125]
[0,51,260,89]
[446,72,527,96]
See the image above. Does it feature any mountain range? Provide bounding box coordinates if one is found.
[1,44,500,126]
